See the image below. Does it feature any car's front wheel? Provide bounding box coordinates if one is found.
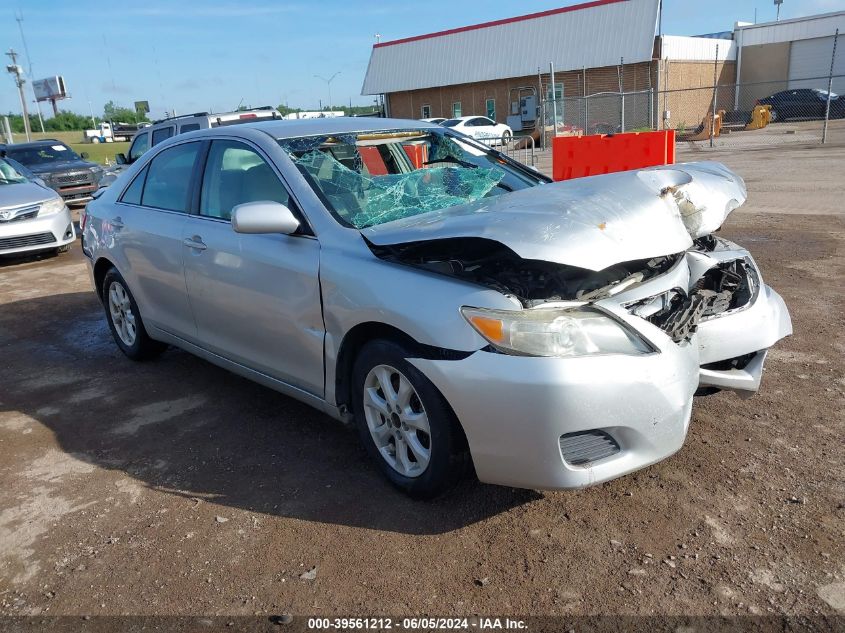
[102,268,166,361]
[769,108,780,122]
[501,130,512,144]
[351,339,469,498]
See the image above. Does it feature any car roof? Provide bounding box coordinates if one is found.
[197,117,441,140]
[6,139,69,149]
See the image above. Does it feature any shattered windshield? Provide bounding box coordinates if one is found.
[278,129,544,228]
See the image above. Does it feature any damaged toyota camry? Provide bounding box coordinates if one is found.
[81,118,792,498]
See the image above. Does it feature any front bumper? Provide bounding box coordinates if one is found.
[54,183,97,204]
[409,249,790,492]
[411,338,699,490]
[696,284,792,394]
[0,207,76,256]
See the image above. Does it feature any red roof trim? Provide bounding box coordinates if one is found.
[373,0,629,48]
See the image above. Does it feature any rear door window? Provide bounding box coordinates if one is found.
[140,142,201,212]
[120,166,148,205]
[151,126,175,146]
[180,123,201,133]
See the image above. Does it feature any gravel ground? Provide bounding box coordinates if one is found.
[0,142,842,622]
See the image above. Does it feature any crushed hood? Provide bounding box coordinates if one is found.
[362,161,746,272]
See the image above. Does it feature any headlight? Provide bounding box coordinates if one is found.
[461,306,653,357]
[90,166,104,183]
[39,198,67,217]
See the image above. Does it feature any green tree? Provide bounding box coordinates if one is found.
[102,101,149,124]
[276,104,303,117]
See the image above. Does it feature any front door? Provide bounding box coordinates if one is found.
[181,139,324,395]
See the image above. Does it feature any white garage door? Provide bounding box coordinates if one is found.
[788,36,845,94]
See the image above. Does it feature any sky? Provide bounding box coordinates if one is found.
[1,0,844,121]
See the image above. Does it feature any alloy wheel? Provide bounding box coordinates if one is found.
[362,364,432,477]
[108,281,137,347]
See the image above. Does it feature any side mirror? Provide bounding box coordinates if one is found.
[115,153,127,165]
[80,152,90,159]
[231,201,300,235]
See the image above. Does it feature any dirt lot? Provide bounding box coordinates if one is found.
[0,142,843,622]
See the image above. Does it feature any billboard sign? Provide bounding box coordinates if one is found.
[134,100,150,115]
[33,76,68,102]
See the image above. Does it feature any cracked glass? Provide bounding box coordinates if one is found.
[278,129,543,228]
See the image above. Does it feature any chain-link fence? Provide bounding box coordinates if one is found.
[543,90,654,137]
[662,76,845,148]
[537,74,845,150]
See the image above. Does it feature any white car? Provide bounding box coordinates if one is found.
[442,116,512,144]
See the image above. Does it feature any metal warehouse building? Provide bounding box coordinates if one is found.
[361,0,737,131]
[362,0,843,137]
[734,11,845,107]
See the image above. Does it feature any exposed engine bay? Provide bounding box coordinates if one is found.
[368,235,759,343]
[624,257,759,343]
[368,237,681,307]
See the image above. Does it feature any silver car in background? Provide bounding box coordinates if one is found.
[0,157,75,257]
[80,119,791,498]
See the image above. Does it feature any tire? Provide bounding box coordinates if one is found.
[91,137,100,144]
[102,268,166,361]
[769,108,780,123]
[501,130,512,144]
[351,339,469,498]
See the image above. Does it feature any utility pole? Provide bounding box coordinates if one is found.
[822,29,839,144]
[15,12,45,133]
[5,49,32,141]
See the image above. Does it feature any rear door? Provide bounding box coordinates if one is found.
[109,141,202,339]
[181,138,324,395]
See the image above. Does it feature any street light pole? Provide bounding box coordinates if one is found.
[314,72,341,112]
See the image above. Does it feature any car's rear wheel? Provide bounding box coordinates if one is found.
[769,108,780,122]
[501,130,512,144]
[102,268,166,361]
[351,339,469,498]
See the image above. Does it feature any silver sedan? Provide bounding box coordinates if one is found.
[80,119,791,497]
[0,157,75,257]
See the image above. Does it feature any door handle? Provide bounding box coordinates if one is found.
[110,216,124,229]
[183,236,207,251]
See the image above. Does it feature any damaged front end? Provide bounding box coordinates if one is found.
[365,161,791,396]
